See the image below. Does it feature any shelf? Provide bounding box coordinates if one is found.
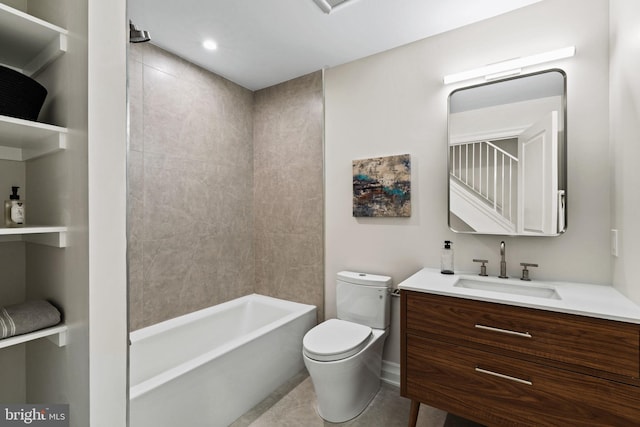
[0,3,68,76]
[0,115,67,161]
[0,324,68,350]
[0,226,67,248]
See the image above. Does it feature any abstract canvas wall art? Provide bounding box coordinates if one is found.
[353,154,411,217]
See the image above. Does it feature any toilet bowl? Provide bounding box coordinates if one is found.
[302,271,392,423]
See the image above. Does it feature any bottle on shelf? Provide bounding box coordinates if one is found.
[4,186,25,227]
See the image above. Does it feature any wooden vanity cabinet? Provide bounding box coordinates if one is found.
[400,290,640,426]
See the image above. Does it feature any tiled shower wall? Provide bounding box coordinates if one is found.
[254,72,325,321]
[128,44,254,330]
[128,43,323,330]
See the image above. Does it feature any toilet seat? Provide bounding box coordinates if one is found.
[303,319,372,362]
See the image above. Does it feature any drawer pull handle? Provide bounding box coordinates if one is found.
[475,367,533,386]
[475,324,532,338]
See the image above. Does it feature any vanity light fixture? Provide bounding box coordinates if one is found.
[443,46,576,85]
[202,39,218,51]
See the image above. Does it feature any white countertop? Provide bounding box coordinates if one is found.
[398,267,640,324]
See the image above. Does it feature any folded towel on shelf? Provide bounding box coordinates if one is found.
[0,300,61,339]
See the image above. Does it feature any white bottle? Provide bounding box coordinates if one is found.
[440,240,454,275]
[4,186,25,227]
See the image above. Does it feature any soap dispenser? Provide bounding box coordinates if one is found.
[441,240,454,275]
[4,186,25,227]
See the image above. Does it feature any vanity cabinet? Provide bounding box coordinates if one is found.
[400,290,640,426]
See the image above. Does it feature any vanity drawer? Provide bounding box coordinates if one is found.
[405,335,640,426]
[405,291,640,378]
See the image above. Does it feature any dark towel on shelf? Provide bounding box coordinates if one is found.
[0,300,61,339]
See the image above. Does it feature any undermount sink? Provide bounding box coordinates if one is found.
[454,277,561,300]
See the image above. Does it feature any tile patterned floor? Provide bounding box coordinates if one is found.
[230,371,484,427]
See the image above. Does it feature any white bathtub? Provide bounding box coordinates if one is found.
[129,294,317,427]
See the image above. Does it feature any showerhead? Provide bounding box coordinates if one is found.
[129,20,150,43]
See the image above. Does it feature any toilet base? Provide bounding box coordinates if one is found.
[315,380,379,423]
[304,328,387,423]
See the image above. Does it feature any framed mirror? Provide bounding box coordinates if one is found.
[448,69,567,236]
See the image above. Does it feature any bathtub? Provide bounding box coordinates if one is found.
[129,294,316,427]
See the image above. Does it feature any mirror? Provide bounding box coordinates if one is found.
[448,69,567,236]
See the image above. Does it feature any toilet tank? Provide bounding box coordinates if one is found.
[336,271,392,329]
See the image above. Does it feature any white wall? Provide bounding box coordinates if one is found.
[610,0,640,303]
[325,0,611,364]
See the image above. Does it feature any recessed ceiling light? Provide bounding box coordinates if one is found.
[203,39,218,50]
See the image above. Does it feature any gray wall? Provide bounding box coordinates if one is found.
[128,43,255,330]
[254,72,325,321]
[128,44,324,329]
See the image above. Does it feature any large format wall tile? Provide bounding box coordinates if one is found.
[128,44,255,329]
[253,71,324,321]
[128,44,323,330]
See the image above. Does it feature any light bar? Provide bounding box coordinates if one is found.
[443,46,575,85]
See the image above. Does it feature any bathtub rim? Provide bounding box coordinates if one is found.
[129,294,316,400]
[130,293,315,344]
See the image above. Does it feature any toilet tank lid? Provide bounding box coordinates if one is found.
[337,271,392,287]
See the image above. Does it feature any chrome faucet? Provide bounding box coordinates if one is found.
[499,241,508,278]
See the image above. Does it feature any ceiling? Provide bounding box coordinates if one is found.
[127,0,541,91]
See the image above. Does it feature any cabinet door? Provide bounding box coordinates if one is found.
[406,335,640,426]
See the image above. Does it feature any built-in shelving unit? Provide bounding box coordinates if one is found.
[0,3,68,76]
[0,324,68,349]
[0,1,70,370]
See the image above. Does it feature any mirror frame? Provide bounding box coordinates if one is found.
[447,69,567,236]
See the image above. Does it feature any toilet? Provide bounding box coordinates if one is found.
[303,271,392,423]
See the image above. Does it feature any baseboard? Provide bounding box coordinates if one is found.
[381,360,400,387]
